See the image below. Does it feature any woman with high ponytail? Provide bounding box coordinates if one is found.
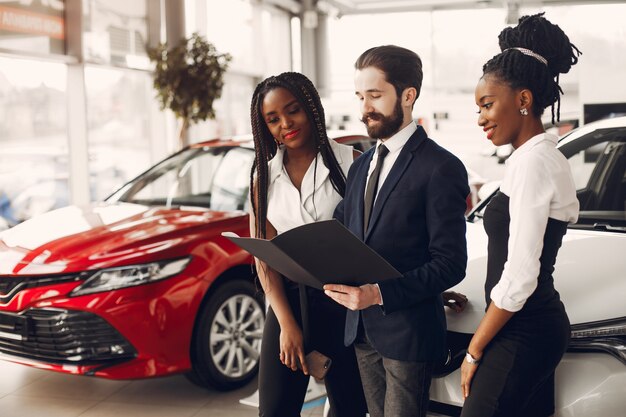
[461,13,581,417]
[248,72,366,417]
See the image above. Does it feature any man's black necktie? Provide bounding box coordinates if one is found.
[364,144,389,231]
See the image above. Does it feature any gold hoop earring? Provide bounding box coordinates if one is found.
[520,108,529,116]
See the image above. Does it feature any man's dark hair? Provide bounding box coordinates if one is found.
[482,13,581,124]
[355,45,423,106]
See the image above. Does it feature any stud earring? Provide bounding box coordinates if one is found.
[520,108,528,116]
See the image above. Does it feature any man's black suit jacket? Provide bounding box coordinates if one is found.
[334,125,469,362]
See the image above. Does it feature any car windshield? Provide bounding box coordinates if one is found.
[107,145,254,212]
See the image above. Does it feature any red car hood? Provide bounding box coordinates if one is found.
[0,203,246,275]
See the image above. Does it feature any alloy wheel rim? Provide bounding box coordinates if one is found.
[209,294,264,378]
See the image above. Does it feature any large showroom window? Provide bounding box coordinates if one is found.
[185,0,292,142]
[82,0,149,69]
[0,56,68,227]
[0,1,69,228]
[82,0,161,203]
[84,66,153,202]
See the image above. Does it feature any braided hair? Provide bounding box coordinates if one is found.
[249,72,347,238]
[482,13,582,124]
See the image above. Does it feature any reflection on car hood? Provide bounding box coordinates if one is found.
[448,218,626,330]
[0,203,245,275]
[446,220,489,332]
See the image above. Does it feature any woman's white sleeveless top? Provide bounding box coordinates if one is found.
[267,139,353,235]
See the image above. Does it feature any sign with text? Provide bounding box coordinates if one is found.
[0,0,65,54]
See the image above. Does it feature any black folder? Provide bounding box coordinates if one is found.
[222,219,402,290]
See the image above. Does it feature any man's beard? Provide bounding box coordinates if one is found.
[361,98,404,139]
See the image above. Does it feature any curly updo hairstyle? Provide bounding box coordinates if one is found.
[482,13,582,124]
[249,72,346,239]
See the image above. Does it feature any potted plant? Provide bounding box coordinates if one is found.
[148,33,232,148]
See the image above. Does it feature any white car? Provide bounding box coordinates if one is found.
[430,116,626,416]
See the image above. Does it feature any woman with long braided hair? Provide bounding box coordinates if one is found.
[461,13,581,417]
[249,72,366,417]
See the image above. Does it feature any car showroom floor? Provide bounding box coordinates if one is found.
[0,361,325,417]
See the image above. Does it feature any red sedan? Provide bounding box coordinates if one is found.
[0,134,373,391]
[0,132,481,391]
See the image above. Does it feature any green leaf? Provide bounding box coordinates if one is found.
[147,32,232,129]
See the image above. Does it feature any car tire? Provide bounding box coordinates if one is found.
[186,279,265,391]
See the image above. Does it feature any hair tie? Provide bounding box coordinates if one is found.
[504,47,548,66]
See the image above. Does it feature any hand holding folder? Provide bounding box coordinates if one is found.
[222,219,402,290]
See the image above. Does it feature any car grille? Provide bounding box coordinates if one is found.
[0,273,84,304]
[0,308,136,365]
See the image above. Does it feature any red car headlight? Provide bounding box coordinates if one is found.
[70,257,191,296]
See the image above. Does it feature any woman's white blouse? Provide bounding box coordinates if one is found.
[491,133,579,312]
[267,139,353,235]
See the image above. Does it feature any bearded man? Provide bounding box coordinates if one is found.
[324,45,470,417]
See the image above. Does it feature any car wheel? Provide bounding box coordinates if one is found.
[187,279,265,391]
